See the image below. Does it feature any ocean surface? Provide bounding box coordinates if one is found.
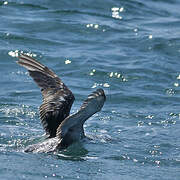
[0,0,180,179]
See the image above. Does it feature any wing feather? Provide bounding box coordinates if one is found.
[56,89,106,140]
[17,54,75,138]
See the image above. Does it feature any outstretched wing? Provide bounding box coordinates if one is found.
[17,54,75,138]
[56,88,106,147]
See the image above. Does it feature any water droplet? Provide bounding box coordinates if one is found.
[109,72,113,77]
[177,75,180,79]
[119,7,124,12]
[111,7,119,11]
[65,59,71,64]
[94,24,99,29]
[174,83,179,87]
[103,83,110,88]
[92,83,98,88]
[111,7,123,19]
[149,35,153,39]
[133,159,138,162]
[155,160,160,165]
[117,74,121,78]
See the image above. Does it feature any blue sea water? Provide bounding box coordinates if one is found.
[0,0,180,179]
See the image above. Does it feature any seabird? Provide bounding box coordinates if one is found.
[16,54,106,153]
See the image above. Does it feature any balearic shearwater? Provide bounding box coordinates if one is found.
[16,54,106,153]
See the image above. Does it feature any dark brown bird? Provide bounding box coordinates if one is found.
[16,54,106,153]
